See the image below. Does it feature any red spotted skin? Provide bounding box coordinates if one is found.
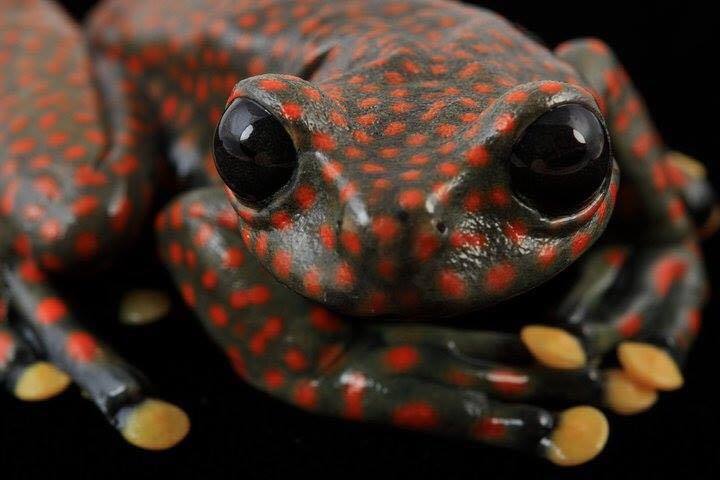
[0,0,714,460]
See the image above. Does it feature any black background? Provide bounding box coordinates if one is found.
[2,1,719,478]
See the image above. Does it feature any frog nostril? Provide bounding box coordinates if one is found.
[396,209,410,223]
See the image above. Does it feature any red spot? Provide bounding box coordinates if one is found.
[310,307,343,332]
[161,96,178,120]
[303,269,322,296]
[343,371,366,420]
[66,332,98,362]
[506,90,528,103]
[340,231,362,256]
[209,304,229,327]
[384,345,420,372]
[539,82,563,95]
[294,185,316,210]
[72,196,99,217]
[488,369,528,396]
[64,145,87,161]
[335,262,355,290]
[392,402,439,430]
[687,310,702,335]
[250,285,271,305]
[494,113,516,134]
[0,331,14,365]
[653,257,687,296]
[449,231,486,248]
[437,162,459,177]
[618,313,643,337]
[284,348,309,372]
[631,132,654,158]
[474,418,507,439]
[312,132,336,151]
[263,369,285,389]
[281,103,303,121]
[464,191,483,212]
[34,176,60,200]
[176,281,196,305]
[504,221,527,245]
[571,232,592,257]
[319,224,336,249]
[466,146,489,167]
[36,297,67,325]
[19,260,45,283]
[293,380,318,410]
[537,245,557,268]
[227,346,247,378]
[485,263,516,293]
[201,270,218,290]
[603,248,626,267]
[398,190,424,210]
[489,187,510,207]
[75,232,98,258]
[372,216,400,244]
[667,198,686,223]
[413,232,440,262]
[271,211,292,230]
[438,270,467,299]
[111,155,140,176]
[223,247,245,268]
[259,78,286,91]
[272,250,293,279]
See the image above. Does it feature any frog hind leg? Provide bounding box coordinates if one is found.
[156,187,609,466]
[0,0,187,449]
[518,39,712,414]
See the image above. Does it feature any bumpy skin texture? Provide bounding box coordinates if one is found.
[0,0,714,463]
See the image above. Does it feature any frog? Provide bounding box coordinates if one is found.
[0,0,716,465]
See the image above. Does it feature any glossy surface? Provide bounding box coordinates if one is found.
[510,104,611,216]
[214,98,298,207]
[0,0,716,465]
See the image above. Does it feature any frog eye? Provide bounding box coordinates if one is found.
[213,98,298,208]
[510,104,611,217]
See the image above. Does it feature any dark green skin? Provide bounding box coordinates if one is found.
[0,0,713,461]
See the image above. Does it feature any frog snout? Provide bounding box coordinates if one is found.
[338,200,447,275]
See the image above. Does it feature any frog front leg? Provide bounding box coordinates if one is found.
[0,0,187,448]
[521,39,715,414]
[157,187,609,466]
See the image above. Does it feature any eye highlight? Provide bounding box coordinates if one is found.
[510,104,611,217]
[213,97,298,208]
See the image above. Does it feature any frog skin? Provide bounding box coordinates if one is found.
[0,0,716,465]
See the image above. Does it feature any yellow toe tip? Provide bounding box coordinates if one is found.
[121,399,190,450]
[14,362,71,401]
[546,406,609,467]
[604,369,658,415]
[521,325,586,370]
[617,342,683,391]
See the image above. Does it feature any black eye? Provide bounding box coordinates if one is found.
[213,98,297,208]
[510,104,611,217]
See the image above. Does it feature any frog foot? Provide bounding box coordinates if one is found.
[521,243,705,415]
[0,263,190,450]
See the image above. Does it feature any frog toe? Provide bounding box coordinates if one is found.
[119,398,191,450]
[544,406,609,466]
[14,361,71,401]
[520,325,587,370]
[603,368,658,415]
[617,342,683,391]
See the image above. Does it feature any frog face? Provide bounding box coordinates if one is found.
[213,68,618,318]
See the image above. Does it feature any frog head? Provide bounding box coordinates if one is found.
[213,60,618,318]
